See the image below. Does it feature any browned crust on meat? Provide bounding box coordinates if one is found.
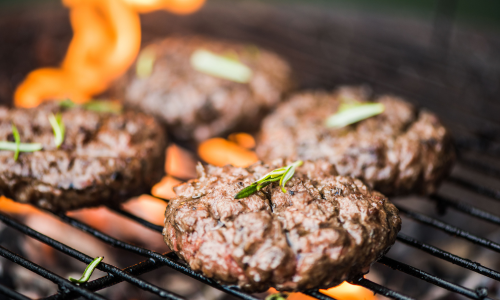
[0,102,166,211]
[115,35,293,143]
[256,87,455,195]
[163,159,401,292]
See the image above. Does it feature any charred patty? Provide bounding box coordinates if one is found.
[256,87,455,196]
[115,35,293,143]
[0,102,166,211]
[163,159,401,292]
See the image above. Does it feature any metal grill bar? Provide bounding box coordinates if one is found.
[0,212,186,300]
[447,177,500,201]
[377,256,492,300]
[0,245,106,300]
[108,207,164,232]
[47,211,260,300]
[113,201,414,300]
[458,158,500,178]
[0,284,31,300]
[350,278,414,300]
[396,206,500,253]
[43,254,170,300]
[396,233,500,281]
[430,195,500,226]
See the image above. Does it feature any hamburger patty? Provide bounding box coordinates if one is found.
[256,87,455,196]
[0,102,166,211]
[116,35,293,143]
[163,159,401,292]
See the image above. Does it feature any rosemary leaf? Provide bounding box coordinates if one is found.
[0,142,43,152]
[49,113,65,148]
[69,257,103,284]
[191,49,253,83]
[11,124,20,161]
[82,101,123,114]
[234,184,258,199]
[234,160,303,199]
[265,293,288,300]
[325,103,384,128]
[136,48,156,79]
[59,99,77,109]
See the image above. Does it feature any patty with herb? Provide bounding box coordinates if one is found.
[163,159,401,292]
[113,35,293,143]
[256,87,455,196]
[0,101,166,211]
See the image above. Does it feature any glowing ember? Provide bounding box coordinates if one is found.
[320,282,377,300]
[0,196,41,215]
[14,0,205,108]
[198,137,259,167]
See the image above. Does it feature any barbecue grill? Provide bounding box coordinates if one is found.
[1,0,500,299]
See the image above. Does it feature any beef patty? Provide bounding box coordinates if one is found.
[256,87,455,196]
[163,159,401,292]
[115,35,293,143]
[0,102,166,211]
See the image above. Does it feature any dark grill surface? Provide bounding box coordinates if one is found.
[1,0,500,299]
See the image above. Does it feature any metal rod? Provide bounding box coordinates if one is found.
[0,245,106,300]
[430,195,500,226]
[0,283,32,300]
[49,211,260,300]
[43,254,169,300]
[302,290,337,300]
[378,256,492,300]
[0,211,185,300]
[397,233,500,281]
[397,206,500,253]
[108,207,164,232]
[447,177,500,201]
[351,277,415,300]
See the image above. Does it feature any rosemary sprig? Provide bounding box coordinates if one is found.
[265,293,288,300]
[49,113,65,148]
[136,48,156,79]
[0,125,42,161]
[12,124,20,161]
[235,160,303,199]
[59,99,123,114]
[325,102,384,128]
[191,49,253,83]
[69,257,103,284]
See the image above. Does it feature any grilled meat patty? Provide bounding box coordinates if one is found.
[256,87,455,196]
[0,102,166,211]
[115,35,293,143]
[163,159,401,292]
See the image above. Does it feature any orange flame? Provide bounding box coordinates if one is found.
[268,282,377,300]
[198,136,258,168]
[14,0,205,108]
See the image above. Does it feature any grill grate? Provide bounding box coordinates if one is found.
[0,146,499,300]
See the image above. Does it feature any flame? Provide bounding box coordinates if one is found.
[198,136,258,167]
[267,282,377,300]
[14,0,205,108]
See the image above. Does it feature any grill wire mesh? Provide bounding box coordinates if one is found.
[2,0,500,299]
[0,147,499,300]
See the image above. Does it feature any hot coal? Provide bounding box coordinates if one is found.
[163,159,401,292]
[0,102,166,211]
[256,87,455,196]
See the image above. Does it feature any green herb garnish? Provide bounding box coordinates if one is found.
[235,160,303,199]
[69,256,103,284]
[191,49,253,83]
[0,124,42,161]
[49,113,65,148]
[265,293,288,300]
[325,102,384,128]
[136,48,156,79]
[58,99,122,114]
[12,124,20,161]
[82,101,122,114]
